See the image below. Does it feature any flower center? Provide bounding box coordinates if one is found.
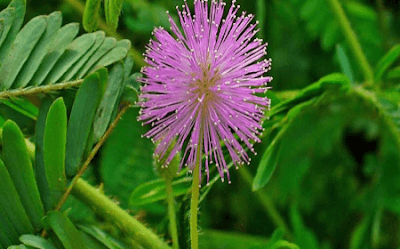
[191,63,220,105]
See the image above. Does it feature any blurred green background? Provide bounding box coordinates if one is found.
[2,0,400,248]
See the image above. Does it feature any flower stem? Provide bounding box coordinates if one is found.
[165,177,179,249]
[190,162,200,249]
[72,178,171,249]
[239,166,293,241]
[326,0,374,84]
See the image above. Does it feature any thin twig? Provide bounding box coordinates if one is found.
[41,104,131,237]
[0,80,84,99]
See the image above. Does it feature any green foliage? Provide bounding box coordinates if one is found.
[2,0,400,248]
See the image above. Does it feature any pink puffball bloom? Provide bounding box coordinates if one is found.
[138,0,272,184]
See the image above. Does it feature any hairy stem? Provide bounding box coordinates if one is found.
[190,162,200,249]
[165,177,179,249]
[326,0,374,84]
[72,178,171,249]
[63,0,145,68]
[0,80,83,99]
[239,166,293,240]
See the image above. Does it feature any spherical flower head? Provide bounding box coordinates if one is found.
[138,0,272,184]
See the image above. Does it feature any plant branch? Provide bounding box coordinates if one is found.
[326,0,374,84]
[41,104,131,237]
[0,80,83,99]
[54,104,131,211]
[63,0,145,68]
[239,166,293,240]
[72,178,171,249]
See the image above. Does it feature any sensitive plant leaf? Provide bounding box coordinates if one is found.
[0,8,15,52]
[252,131,283,191]
[375,44,400,81]
[44,32,96,84]
[336,44,354,83]
[83,0,101,32]
[130,177,192,206]
[200,230,270,249]
[269,241,300,249]
[100,108,158,207]
[270,73,350,116]
[78,225,127,249]
[13,12,62,88]
[60,31,105,82]
[0,0,26,66]
[19,234,57,249]
[0,97,38,121]
[104,0,123,31]
[267,228,284,248]
[88,40,130,73]
[80,232,110,249]
[29,23,80,86]
[0,15,46,90]
[93,62,124,142]
[34,97,53,212]
[120,74,140,104]
[65,73,102,177]
[290,205,319,249]
[44,97,67,208]
[46,211,88,249]
[350,216,371,249]
[76,37,116,78]
[0,159,33,235]
[1,120,44,230]
[386,66,400,79]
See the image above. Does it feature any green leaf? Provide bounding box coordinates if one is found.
[13,12,62,88]
[34,97,53,212]
[130,177,192,206]
[100,107,157,207]
[76,37,116,78]
[46,211,88,249]
[0,8,15,52]
[44,97,67,208]
[290,205,319,249]
[375,44,400,81]
[0,0,26,66]
[200,229,270,249]
[120,73,140,104]
[270,240,300,249]
[0,15,46,90]
[270,73,350,116]
[350,216,370,249]
[78,225,127,249]
[93,62,124,142]
[104,0,123,31]
[60,31,105,82]
[29,23,79,86]
[44,32,96,84]
[252,133,283,191]
[336,44,354,83]
[83,0,101,32]
[0,97,38,121]
[88,40,130,72]
[386,66,400,79]
[65,72,102,177]
[0,159,32,245]
[19,235,57,249]
[1,120,44,230]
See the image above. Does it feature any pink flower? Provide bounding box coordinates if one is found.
[138,0,271,184]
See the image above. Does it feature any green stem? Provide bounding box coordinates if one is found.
[326,0,374,84]
[0,80,83,99]
[190,162,200,249]
[165,177,179,249]
[239,166,293,241]
[72,178,171,249]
